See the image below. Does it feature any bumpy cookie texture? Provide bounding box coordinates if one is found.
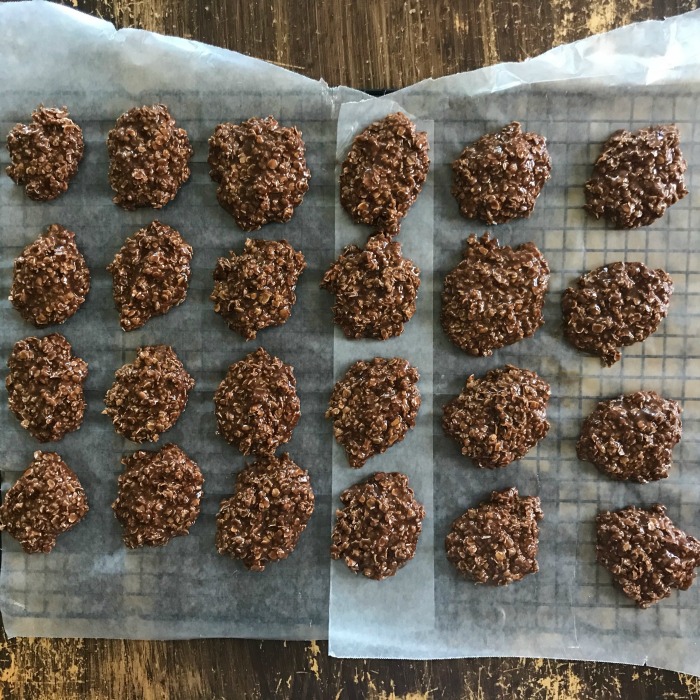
[6,334,88,442]
[446,488,543,585]
[214,348,300,455]
[441,233,549,356]
[6,106,84,201]
[331,472,425,580]
[452,122,551,225]
[212,239,306,340]
[327,357,421,469]
[321,234,420,340]
[443,365,550,469]
[208,116,310,231]
[112,443,204,548]
[216,453,315,571]
[578,391,682,483]
[597,504,700,608]
[10,224,90,327]
[562,262,673,366]
[104,345,194,443]
[584,125,687,229]
[107,104,192,210]
[340,112,430,235]
[107,221,193,331]
[0,451,89,554]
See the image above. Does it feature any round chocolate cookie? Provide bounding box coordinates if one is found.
[340,112,430,235]
[0,451,89,553]
[562,262,673,366]
[107,221,193,331]
[211,238,306,340]
[584,124,687,229]
[597,504,700,608]
[452,122,551,225]
[6,333,88,442]
[104,345,194,443]
[208,116,310,231]
[578,391,682,483]
[331,471,425,580]
[10,224,90,327]
[445,488,543,585]
[327,357,421,469]
[216,453,314,571]
[107,104,192,210]
[441,233,550,356]
[214,347,300,455]
[6,106,83,201]
[321,234,420,340]
[112,443,204,548]
[443,365,550,469]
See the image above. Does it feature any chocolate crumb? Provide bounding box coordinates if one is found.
[216,453,314,571]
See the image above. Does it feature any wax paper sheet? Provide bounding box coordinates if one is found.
[328,10,700,675]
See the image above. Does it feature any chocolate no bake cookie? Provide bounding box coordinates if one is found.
[0,451,89,553]
[331,471,425,580]
[107,221,193,331]
[584,125,687,228]
[112,443,204,548]
[321,234,420,339]
[441,233,549,356]
[208,116,310,231]
[452,122,551,225]
[6,106,83,201]
[214,347,300,455]
[6,333,88,442]
[578,391,682,483]
[597,504,700,608]
[446,488,543,585]
[327,357,421,468]
[216,453,314,571]
[104,345,194,443]
[443,365,550,469]
[340,112,430,235]
[211,238,306,339]
[107,104,192,210]
[562,262,673,366]
[10,224,90,327]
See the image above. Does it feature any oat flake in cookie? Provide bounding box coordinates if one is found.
[452,122,551,225]
[578,391,682,483]
[331,472,425,580]
[441,233,549,356]
[327,357,421,469]
[10,224,90,327]
[321,234,420,339]
[208,116,310,231]
[562,261,673,366]
[443,365,550,469]
[446,488,543,585]
[584,124,687,229]
[107,221,193,331]
[112,443,204,548]
[6,333,88,442]
[212,239,306,340]
[597,504,700,608]
[104,345,194,443]
[6,106,83,201]
[214,347,300,455]
[0,451,89,554]
[340,112,430,235]
[216,453,314,571]
[107,104,192,210]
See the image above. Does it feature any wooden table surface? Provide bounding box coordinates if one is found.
[3,1,700,698]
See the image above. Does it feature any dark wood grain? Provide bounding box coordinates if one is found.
[4,1,700,698]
